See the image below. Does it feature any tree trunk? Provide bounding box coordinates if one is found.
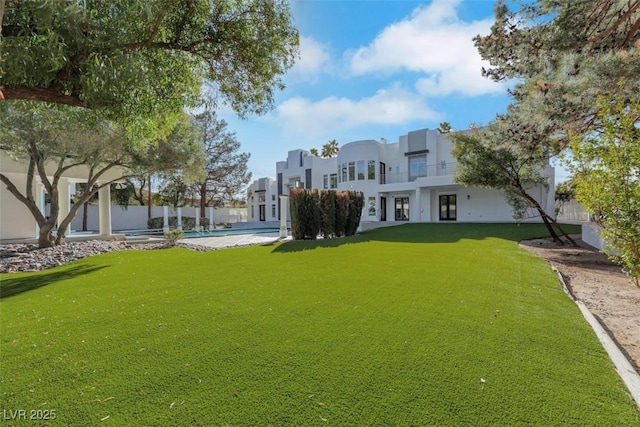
[38,222,56,248]
[521,189,577,246]
[200,183,207,218]
[82,201,88,231]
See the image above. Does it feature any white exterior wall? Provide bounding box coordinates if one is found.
[252,127,555,226]
[247,177,278,223]
[0,172,39,239]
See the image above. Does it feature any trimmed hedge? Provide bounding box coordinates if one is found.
[148,216,210,230]
[290,189,364,240]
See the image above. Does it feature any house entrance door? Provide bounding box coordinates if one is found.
[395,197,409,221]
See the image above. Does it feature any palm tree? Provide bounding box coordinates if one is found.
[321,139,339,158]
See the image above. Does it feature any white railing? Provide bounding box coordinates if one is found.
[380,162,456,184]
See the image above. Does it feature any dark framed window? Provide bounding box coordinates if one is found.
[368,160,375,180]
[348,162,355,181]
[357,160,365,180]
[395,197,410,221]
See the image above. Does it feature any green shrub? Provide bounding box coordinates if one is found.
[290,189,364,240]
[345,191,364,236]
[164,229,184,246]
[289,189,321,240]
[334,192,349,237]
[320,190,336,238]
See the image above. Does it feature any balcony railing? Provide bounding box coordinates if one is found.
[379,162,456,184]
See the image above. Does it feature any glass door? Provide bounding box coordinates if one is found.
[395,197,409,221]
[439,195,456,221]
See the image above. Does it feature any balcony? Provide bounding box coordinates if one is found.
[380,162,456,184]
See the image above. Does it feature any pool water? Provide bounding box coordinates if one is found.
[182,227,280,238]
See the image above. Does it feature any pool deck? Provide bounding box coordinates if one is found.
[179,232,290,249]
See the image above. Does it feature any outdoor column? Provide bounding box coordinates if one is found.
[208,206,214,230]
[415,188,422,222]
[34,181,45,238]
[177,207,183,230]
[195,207,200,232]
[279,195,288,238]
[98,183,112,235]
[163,206,169,232]
[57,178,71,236]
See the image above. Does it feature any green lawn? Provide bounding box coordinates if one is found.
[1,223,638,426]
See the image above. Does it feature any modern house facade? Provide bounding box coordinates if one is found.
[247,127,555,225]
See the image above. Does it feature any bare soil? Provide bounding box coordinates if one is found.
[520,235,640,374]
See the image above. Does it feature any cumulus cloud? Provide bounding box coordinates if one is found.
[349,0,505,97]
[288,35,331,79]
[276,84,441,133]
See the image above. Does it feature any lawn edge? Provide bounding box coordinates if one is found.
[552,266,640,409]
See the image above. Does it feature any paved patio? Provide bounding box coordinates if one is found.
[179,232,289,249]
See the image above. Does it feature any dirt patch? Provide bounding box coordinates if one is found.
[520,235,640,374]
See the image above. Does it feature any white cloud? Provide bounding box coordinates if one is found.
[349,0,505,97]
[289,35,330,79]
[276,84,441,133]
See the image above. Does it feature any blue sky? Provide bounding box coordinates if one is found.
[218,0,566,181]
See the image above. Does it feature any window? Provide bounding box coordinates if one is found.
[329,174,338,189]
[409,155,427,181]
[272,204,276,217]
[357,160,365,180]
[341,163,348,182]
[251,205,254,218]
[368,160,375,180]
[323,174,329,189]
[271,194,276,201]
[348,162,355,181]
[368,197,376,216]
[258,193,266,203]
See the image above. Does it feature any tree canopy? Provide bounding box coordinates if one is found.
[569,93,640,286]
[476,0,640,149]
[0,0,299,140]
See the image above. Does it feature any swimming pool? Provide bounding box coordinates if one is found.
[182,227,280,238]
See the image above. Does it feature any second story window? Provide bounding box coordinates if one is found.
[409,155,427,181]
[368,160,375,180]
[357,160,365,180]
[348,162,355,181]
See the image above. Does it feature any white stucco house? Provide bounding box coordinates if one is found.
[0,151,124,241]
[247,127,555,225]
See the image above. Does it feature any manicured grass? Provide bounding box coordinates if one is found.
[1,223,638,426]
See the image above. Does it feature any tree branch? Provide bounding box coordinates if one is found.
[0,86,86,107]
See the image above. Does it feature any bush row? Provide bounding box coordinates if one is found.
[148,216,209,230]
[289,189,364,240]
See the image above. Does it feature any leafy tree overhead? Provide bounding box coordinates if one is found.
[476,0,640,150]
[0,0,299,140]
[0,101,204,248]
[569,94,640,286]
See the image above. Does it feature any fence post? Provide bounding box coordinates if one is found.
[279,195,289,238]
[209,207,214,230]
[195,207,200,232]
[177,207,183,230]
[163,206,169,232]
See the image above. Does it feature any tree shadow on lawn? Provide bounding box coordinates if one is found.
[0,265,107,299]
[271,223,574,253]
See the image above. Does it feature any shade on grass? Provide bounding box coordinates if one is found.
[1,223,638,426]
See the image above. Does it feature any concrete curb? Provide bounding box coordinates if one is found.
[552,267,640,409]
